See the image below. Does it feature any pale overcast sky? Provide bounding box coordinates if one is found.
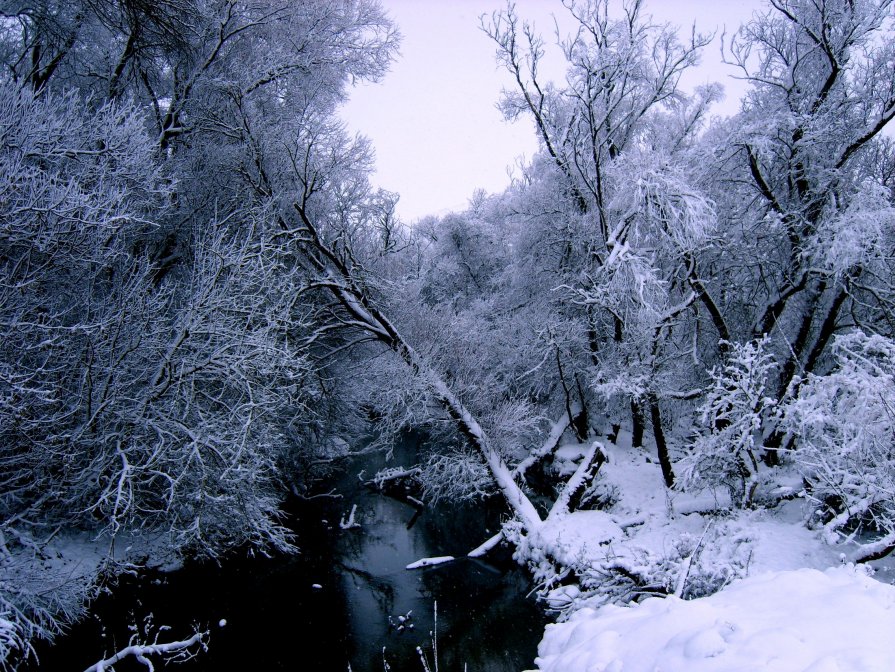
[339,0,763,223]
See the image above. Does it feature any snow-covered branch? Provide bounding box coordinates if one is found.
[83,627,209,672]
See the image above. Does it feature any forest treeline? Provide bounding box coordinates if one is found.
[1,0,894,666]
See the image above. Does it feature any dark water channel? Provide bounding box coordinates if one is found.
[30,437,547,671]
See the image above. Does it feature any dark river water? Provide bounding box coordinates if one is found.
[29,437,547,671]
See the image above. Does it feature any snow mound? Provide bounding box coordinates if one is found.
[552,443,593,476]
[530,511,624,568]
[531,566,895,672]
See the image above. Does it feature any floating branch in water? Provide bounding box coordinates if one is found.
[405,556,455,570]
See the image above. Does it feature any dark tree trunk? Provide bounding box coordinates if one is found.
[648,393,674,488]
[572,373,590,440]
[631,399,644,449]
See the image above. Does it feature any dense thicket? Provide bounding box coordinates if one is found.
[0,0,397,663]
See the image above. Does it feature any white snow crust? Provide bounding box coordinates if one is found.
[532,565,895,672]
[531,511,624,568]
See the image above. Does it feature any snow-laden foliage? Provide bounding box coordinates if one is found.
[417,213,508,307]
[570,521,751,607]
[0,533,99,670]
[419,446,495,504]
[361,291,546,467]
[781,331,895,545]
[624,161,719,252]
[0,0,399,665]
[0,84,163,661]
[0,80,308,556]
[0,79,323,665]
[813,180,895,276]
[681,339,777,506]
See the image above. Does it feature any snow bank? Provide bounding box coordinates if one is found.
[524,435,885,672]
[531,565,895,672]
[529,511,624,568]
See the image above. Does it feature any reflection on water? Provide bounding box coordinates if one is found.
[28,437,547,671]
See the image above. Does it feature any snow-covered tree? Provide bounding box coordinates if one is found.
[681,339,778,506]
[0,1,401,664]
[483,1,728,484]
[0,77,323,664]
[708,0,895,451]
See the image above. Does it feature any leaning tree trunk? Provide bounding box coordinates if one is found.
[294,203,542,530]
[648,393,675,488]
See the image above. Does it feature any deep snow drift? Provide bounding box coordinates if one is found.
[533,565,895,672]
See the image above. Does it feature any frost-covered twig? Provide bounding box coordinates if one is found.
[83,626,209,672]
[415,601,439,672]
[293,488,343,500]
[674,520,713,597]
[339,504,361,530]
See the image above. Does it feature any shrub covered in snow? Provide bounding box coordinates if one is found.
[539,515,754,621]
[781,331,895,551]
[418,445,497,504]
[680,338,777,506]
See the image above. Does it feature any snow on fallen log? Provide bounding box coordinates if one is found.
[514,414,571,478]
[524,510,624,569]
[406,556,455,570]
[547,441,604,520]
[468,531,503,558]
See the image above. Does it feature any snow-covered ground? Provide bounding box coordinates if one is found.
[520,431,895,671]
[533,565,895,672]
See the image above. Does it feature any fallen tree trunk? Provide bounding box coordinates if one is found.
[294,203,542,530]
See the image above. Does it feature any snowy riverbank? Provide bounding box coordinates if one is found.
[510,432,895,671]
[532,565,895,672]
